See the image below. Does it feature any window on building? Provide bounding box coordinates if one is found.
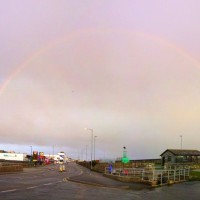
[168,156,172,162]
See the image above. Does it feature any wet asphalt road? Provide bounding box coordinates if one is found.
[0,162,200,200]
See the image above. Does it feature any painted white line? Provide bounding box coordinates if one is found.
[77,169,83,176]
[63,178,68,182]
[26,186,38,189]
[1,189,17,193]
[57,180,62,183]
[43,183,54,185]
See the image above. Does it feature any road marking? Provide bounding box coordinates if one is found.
[63,178,69,182]
[26,186,38,189]
[77,167,83,176]
[78,170,83,175]
[1,189,17,193]
[43,183,54,185]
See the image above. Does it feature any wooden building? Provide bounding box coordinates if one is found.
[160,149,200,166]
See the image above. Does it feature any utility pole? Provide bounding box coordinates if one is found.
[180,135,183,149]
[85,128,93,170]
[30,146,32,156]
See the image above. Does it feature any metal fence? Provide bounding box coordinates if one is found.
[149,168,190,185]
[105,167,190,185]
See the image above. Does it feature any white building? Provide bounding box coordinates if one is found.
[44,152,69,163]
[0,153,28,161]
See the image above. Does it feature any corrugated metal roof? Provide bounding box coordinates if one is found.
[160,149,200,156]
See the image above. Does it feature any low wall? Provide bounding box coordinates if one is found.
[0,164,23,173]
[77,160,161,173]
[0,160,33,168]
[104,173,142,182]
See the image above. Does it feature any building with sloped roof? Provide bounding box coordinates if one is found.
[160,149,200,166]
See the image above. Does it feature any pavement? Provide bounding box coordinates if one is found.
[0,163,151,191]
[67,165,151,190]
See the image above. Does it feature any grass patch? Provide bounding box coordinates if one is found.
[189,170,200,181]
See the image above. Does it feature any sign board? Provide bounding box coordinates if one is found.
[33,151,38,162]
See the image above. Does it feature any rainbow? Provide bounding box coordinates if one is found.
[1,28,200,96]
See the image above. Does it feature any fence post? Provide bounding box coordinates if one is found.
[174,170,175,182]
[152,170,155,181]
[142,169,144,180]
[184,169,185,180]
[168,170,169,181]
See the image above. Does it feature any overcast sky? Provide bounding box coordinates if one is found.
[1,0,200,160]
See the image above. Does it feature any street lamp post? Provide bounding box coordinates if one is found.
[94,136,97,161]
[53,145,57,162]
[30,146,32,162]
[30,146,32,156]
[85,128,93,170]
[86,145,88,161]
[53,145,54,159]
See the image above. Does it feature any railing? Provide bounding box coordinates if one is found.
[105,167,145,177]
[105,167,190,186]
[150,168,190,185]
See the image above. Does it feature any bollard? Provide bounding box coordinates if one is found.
[59,164,65,172]
[59,165,63,172]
